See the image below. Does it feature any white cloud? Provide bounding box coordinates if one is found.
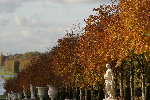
[0,0,45,13]
[0,2,21,13]
[0,0,115,13]
[0,13,74,55]
[13,14,59,28]
[0,17,9,26]
[52,0,113,4]
[42,3,58,9]
[20,30,31,37]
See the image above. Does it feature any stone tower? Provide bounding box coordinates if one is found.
[0,52,3,66]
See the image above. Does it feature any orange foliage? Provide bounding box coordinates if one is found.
[51,33,79,84]
[76,0,150,86]
[4,0,150,93]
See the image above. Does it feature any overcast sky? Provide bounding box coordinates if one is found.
[0,0,114,55]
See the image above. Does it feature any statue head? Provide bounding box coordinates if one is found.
[106,64,111,68]
[11,91,13,94]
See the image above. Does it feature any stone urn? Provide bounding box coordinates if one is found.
[36,87,47,100]
[47,85,59,100]
[12,93,17,100]
[17,92,23,100]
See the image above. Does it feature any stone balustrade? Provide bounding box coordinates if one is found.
[6,84,59,100]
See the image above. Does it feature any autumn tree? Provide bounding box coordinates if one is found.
[76,0,150,99]
[50,33,80,86]
[76,4,120,88]
[113,1,150,99]
[23,51,41,59]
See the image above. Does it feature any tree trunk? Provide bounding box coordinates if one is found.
[141,73,145,100]
[120,70,124,100]
[113,69,118,99]
[124,67,131,100]
[137,56,147,100]
[85,89,87,100]
[120,61,125,100]
[91,86,93,100]
[141,64,146,100]
[130,60,134,100]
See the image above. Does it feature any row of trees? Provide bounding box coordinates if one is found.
[4,0,150,100]
[8,51,41,60]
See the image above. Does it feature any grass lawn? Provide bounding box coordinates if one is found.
[0,70,16,75]
[0,66,16,75]
[0,66,5,70]
[0,95,5,98]
[1,77,14,81]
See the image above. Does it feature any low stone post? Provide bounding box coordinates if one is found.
[30,84,36,99]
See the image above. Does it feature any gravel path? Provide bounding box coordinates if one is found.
[0,78,5,95]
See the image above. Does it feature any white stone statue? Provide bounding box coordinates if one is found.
[8,93,11,100]
[23,86,28,99]
[30,84,36,99]
[104,64,116,100]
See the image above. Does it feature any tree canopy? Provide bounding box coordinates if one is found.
[3,0,150,97]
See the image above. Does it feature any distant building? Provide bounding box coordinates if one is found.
[0,54,3,66]
[0,52,9,66]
